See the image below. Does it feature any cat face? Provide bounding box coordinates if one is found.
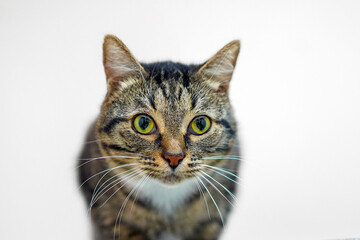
[96,35,240,184]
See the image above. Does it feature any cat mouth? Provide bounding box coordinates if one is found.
[162,173,182,184]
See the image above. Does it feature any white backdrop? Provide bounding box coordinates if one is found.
[1,0,360,239]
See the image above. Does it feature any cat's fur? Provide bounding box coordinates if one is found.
[79,35,241,240]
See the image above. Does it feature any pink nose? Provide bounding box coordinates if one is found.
[162,153,184,169]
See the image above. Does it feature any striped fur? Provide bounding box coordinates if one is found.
[79,35,241,240]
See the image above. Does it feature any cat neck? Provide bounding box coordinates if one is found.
[127,177,197,217]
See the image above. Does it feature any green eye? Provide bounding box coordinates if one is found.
[133,115,155,134]
[189,116,211,135]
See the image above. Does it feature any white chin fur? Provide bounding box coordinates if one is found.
[128,177,197,216]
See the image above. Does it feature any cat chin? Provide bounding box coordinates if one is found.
[160,173,184,185]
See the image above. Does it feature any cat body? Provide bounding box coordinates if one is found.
[79,35,241,240]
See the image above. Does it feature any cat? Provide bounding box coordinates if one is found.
[79,35,241,240]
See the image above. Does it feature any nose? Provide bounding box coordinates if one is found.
[162,152,184,170]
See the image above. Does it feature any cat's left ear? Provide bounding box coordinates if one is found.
[196,40,240,92]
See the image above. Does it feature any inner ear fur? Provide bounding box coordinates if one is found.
[196,40,240,92]
[103,35,146,90]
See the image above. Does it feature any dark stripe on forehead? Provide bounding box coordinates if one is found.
[141,61,199,88]
[178,86,183,101]
[102,117,128,134]
[159,83,169,99]
[191,95,198,110]
[181,72,191,88]
[149,95,156,110]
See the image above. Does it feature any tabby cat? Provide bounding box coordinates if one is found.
[79,35,241,240]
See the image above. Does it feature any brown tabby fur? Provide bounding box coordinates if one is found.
[79,35,241,240]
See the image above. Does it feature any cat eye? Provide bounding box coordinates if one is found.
[133,114,156,134]
[189,116,211,135]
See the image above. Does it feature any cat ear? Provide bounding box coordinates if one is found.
[103,35,145,89]
[196,40,240,92]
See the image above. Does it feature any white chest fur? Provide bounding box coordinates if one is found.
[128,178,197,216]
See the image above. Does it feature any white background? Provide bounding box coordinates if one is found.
[1,0,359,239]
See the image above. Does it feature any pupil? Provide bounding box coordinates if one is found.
[196,118,206,131]
[139,117,149,130]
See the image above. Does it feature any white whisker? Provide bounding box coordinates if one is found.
[200,170,238,204]
[202,167,239,185]
[196,174,225,226]
[77,155,142,168]
[115,175,147,239]
[202,155,241,160]
[79,163,140,188]
[130,175,150,213]
[194,177,210,219]
[94,169,144,209]
[90,168,141,208]
[79,154,143,161]
[89,164,140,209]
[201,164,241,180]
[198,172,234,207]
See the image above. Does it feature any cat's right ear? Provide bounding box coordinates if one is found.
[103,35,145,90]
[196,40,240,93]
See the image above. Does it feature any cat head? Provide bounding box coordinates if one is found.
[97,35,240,184]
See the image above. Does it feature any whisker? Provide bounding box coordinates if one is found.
[193,177,210,219]
[196,175,225,226]
[202,165,239,173]
[202,155,241,160]
[79,163,140,188]
[91,168,138,201]
[202,157,242,162]
[200,170,238,204]
[88,170,139,216]
[197,172,234,207]
[90,168,141,208]
[87,167,140,216]
[202,166,239,185]
[130,175,150,213]
[115,174,147,239]
[204,154,241,158]
[79,154,143,161]
[201,164,241,180]
[100,169,146,209]
[77,155,142,168]
[89,164,140,208]
[92,169,144,209]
